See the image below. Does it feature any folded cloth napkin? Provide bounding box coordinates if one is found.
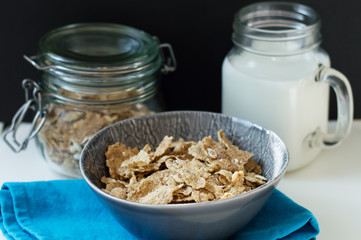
[0,180,319,240]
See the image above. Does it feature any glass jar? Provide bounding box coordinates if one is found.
[3,23,176,177]
[222,2,353,171]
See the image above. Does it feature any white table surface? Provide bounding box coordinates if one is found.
[0,121,360,240]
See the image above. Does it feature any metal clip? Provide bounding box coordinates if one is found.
[2,79,47,152]
[159,43,177,74]
[23,55,56,71]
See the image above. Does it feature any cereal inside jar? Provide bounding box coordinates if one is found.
[5,23,176,177]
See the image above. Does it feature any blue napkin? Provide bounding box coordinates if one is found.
[0,180,319,240]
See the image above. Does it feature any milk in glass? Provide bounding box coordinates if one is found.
[222,50,330,170]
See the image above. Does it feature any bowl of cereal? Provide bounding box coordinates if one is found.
[80,111,288,240]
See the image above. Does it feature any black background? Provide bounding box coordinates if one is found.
[1,0,360,125]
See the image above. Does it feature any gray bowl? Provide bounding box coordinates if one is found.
[80,111,288,240]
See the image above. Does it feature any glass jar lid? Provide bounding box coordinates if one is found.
[26,23,164,75]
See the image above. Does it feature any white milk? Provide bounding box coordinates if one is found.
[222,51,331,171]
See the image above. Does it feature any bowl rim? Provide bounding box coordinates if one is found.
[80,110,289,209]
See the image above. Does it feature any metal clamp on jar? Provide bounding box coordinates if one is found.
[3,23,176,177]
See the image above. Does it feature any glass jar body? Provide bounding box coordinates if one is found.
[35,72,163,177]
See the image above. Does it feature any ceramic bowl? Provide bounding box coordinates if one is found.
[80,111,288,240]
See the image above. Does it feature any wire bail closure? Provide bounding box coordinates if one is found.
[159,43,177,74]
[2,79,47,152]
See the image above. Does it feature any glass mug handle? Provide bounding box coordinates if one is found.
[307,64,354,148]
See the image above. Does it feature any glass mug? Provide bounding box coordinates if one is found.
[222,2,353,171]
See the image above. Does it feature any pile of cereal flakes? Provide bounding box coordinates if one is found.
[102,129,267,204]
[38,102,151,176]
